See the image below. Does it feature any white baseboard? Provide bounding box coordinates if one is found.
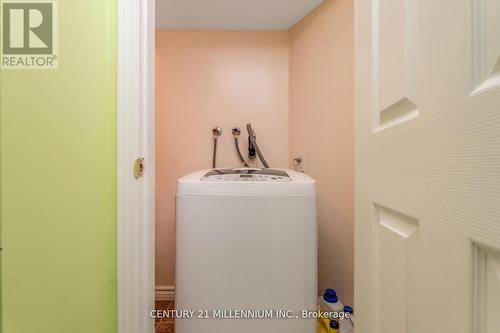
[155,285,175,301]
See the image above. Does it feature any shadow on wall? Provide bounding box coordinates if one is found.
[289,0,355,305]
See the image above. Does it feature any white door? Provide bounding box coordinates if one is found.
[355,0,500,332]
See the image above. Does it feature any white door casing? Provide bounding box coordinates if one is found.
[117,0,155,333]
[355,0,500,333]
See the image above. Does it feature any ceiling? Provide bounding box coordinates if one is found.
[155,0,324,30]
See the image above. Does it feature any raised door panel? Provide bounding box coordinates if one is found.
[372,0,419,132]
[473,0,500,93]
[374,205,419,333]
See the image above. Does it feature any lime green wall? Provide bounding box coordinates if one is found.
[0,1,117,332]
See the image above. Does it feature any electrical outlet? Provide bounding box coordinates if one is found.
[292,154,305,172]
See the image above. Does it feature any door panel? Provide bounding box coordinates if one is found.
[356,0,500,332]
[373,0,419,132]
[474,245,500,333]
[472,0,500,93]
[374,205,419,333]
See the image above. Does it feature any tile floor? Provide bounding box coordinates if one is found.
[155,301,175,333]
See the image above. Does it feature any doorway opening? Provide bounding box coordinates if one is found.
[118,1,355,332]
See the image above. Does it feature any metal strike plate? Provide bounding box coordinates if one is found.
[134,158,145,179]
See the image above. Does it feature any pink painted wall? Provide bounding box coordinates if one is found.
[155,30,290,286]
[289,0,355,305]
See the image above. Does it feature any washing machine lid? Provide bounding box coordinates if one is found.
[177,168,316,197]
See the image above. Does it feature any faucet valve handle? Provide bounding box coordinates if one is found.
[232,127,241,138]
[212,127,222,138]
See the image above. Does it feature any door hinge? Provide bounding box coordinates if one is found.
[134,158,145,179]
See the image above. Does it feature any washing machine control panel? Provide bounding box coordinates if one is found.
[202,168,292,182]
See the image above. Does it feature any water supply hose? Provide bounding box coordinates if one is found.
[211,127,222,168]
[246,123,270,168]
[232,127,249,167]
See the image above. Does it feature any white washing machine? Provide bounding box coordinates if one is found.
[175,168,317,333]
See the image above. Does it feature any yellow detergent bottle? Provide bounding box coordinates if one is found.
[318,289,337,333]
[329,319,340,333]
[318,289,343,329]
[317,316,328,333]
[318,320,328,333]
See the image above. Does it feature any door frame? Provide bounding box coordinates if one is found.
[117,0,156,332]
